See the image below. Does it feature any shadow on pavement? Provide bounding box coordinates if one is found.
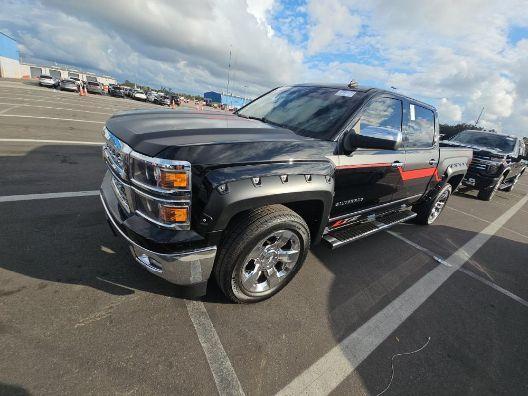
[0,144,207,300]
[311,223,528,395]
[0,383,30,396]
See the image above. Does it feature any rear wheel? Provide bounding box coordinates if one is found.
[477,175,504,201]
[213,205,310,303]
[413,183,452,225]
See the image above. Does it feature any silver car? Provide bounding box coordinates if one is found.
[60,79,79,92]
[39,74,59,88]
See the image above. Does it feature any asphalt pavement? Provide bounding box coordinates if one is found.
[0,80,527,396]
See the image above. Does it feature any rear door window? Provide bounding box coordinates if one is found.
[405,104,435,148]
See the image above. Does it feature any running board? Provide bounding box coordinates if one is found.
[322,210,417,249]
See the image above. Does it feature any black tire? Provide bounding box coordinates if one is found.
[502,174,520,192]
[477,175,504,201]
[213,205,310,303]
[413,183,452,225]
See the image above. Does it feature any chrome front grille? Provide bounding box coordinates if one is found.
[468,157,487,172]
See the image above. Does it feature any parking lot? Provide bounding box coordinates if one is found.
[0,79,527,395]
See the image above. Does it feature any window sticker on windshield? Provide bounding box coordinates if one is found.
[335,90,356,97]
[409,104,416,121]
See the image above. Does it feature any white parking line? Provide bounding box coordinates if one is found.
[185,300,245,396]
[0,190,100,202]
[0,95,154,111]
[0,138,103,145]
[0,105,19,114]
[277,194,528,396]
[446,205,528,240]
[0,114,104,124]
[0,102,113,115]
[388,231,528,308]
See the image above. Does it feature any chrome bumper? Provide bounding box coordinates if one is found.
[100,194,216,286]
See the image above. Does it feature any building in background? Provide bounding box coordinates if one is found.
[204,91,250,109]
[0,31,116,85]
[0,31,20,78]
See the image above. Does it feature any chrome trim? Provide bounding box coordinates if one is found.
[329,194,422,222]
[324,212,417,248]
[109,171,191,230]
[111,176,130,213]
[129,150,191,194]
[136,207,189,230]
[100,194,216,286]
[103,129,191,229]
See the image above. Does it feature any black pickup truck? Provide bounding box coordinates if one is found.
[100,84,472,303]
[442,130,527,200]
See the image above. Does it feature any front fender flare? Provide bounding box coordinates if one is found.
[200,174,334,239]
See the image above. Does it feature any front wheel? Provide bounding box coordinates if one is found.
[413,183,452,225]
[477,175,504,201]
[502,174,520,192]
[213,205,310,303]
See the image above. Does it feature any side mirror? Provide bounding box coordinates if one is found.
[343,126,402,153]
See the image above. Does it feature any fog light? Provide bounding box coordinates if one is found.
[159,205,188,223]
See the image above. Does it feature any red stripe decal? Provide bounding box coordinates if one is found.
[397,167,436,181]
[336,162,392,170]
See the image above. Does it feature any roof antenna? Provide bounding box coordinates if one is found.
[348,80,359,88]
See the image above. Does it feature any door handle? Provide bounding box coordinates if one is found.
[428,159,438,165]
[391,161,404,168]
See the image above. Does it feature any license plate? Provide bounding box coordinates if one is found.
[465,178,476,186]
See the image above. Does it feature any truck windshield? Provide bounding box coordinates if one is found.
[237,86,362,139]
[450,130,516,154]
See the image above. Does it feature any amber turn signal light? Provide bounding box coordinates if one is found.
[159,205,188,223]
[159,171,188,188]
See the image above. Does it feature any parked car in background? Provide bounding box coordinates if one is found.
[131,89,147,101]
[146,91,159,103]
[39,74,59,88]
[59,79,78,92]
[154,94,171,106]
[70,77,82,88]
[442,130,527,200]
[108,85,125,98]
[100,83,472,303]
[86,81,104,95]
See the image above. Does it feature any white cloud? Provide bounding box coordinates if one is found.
[0,0,303,97]
[437,99,463,123]
[301,0,528,136]
[306,0,362,54]
[1,0,527,136]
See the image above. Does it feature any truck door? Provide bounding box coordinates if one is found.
[331,96,405,219]
[395,102,439,202]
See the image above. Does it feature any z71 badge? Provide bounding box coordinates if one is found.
[335,197,364,207]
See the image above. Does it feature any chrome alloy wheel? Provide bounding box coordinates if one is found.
[428,189,450,223]
[239,230,301,294]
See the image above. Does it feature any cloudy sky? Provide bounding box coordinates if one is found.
[1,0,527,135]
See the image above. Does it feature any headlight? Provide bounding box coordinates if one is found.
[130,152,191,193]
[486,163,500,175]
[103,128,191,229]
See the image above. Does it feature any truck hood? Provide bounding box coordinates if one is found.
[105,110,335,166]
[441,141,507,160]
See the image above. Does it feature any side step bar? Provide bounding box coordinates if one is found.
[322,210,417,249]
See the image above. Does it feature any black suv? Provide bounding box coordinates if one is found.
[444,130,527,200]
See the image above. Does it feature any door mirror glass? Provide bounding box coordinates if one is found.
[343,126,402,153]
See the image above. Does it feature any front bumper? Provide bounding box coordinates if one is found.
[462,174,501,190]
[100,185,217,286]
